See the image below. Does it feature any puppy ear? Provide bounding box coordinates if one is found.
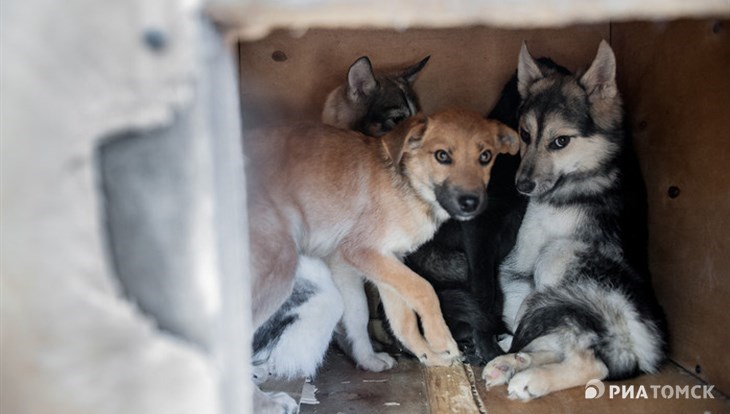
[382,114,428,166]
[579,40,617,99]
[400,56,430,83]
[494,121,520,155]
[517,42,544,99]
[348,56,378,100]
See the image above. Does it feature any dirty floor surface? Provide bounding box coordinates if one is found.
[267,348,729,413]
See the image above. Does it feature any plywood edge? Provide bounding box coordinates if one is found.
[208,0,730,41]
[424,363,483,414]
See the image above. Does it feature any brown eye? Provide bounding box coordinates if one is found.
[479,150,492,165]
[549,135,571,150]
[434,149,452,164]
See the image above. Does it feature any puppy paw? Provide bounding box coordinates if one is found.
[507,369,550,402]
[358,352,397,372]
[418,349,461,367]
[424,331,461,360]
[255,390,299,414]
[482,353,530,388]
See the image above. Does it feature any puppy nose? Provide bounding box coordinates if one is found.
[516,179,536,194]
[458,195,479,213]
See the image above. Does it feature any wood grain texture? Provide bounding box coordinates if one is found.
[612,18,730,396]
[237,25,609,128]
[424,364,481,414]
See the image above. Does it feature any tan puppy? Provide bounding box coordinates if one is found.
[246,109,518,411]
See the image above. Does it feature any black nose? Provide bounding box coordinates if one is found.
[516,179,536,194]
[458,195,479,213]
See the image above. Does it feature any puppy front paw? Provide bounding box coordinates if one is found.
[507,369,550,402]
[482,352,530,388]
[255,389,299,414]
[417,349,460,367]
[358,352,397,372]
[269,391,300,414]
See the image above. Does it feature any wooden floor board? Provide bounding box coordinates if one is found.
[295,348,729,413]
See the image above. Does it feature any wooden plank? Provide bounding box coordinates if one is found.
[424,364,481,414]
[209,0,730,41]
[612,18,730,395]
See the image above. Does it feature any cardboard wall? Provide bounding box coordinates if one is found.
[237,25,609,127]
[613,19,730,395]
[237,19,729,395]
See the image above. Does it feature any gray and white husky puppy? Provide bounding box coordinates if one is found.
[322,55,429,137]
[481,41,667,401]
[252,56,430,383]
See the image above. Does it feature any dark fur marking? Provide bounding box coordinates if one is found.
[252,278,318,356]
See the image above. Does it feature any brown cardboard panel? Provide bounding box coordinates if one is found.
[612,19,730,396]
[237,25,609,128]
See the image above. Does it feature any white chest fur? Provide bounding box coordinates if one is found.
[504,202,585,284]
[381,206,447,258]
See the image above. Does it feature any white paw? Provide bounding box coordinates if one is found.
[267,391,300,414]
[256,390,299,414]
[507,370,549,402]
[482,352,530,388]
[358,352,397,372]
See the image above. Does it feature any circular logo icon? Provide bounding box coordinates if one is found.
[585,379,605,399]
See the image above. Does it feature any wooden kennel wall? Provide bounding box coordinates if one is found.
[235,17,730,397]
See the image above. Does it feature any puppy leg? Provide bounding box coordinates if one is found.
[378,285,455,366]
[330,258,396,372]
[249,204,300,411]
[257,257,345,379]
[500,277,532,334]
[507,350,608,401]
[254,386,299,414]
[344,249,459,358]
[249,205,299,329]
[482,350,560,388]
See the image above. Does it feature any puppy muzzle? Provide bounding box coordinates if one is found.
[435,185,486,221]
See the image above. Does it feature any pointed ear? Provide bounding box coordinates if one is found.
[494,121,520,155]
[579,40,617,99]
[400,56,430,83]
[517,42,544,99]
[348,56,378,100]
[383,114,428,166]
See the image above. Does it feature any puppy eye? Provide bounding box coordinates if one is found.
[390,115,406,124]
[549,135,571,150]
[382,115,406,132]
[520,128,531,144]
[479,150,492,165]
[434,149,452,165]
